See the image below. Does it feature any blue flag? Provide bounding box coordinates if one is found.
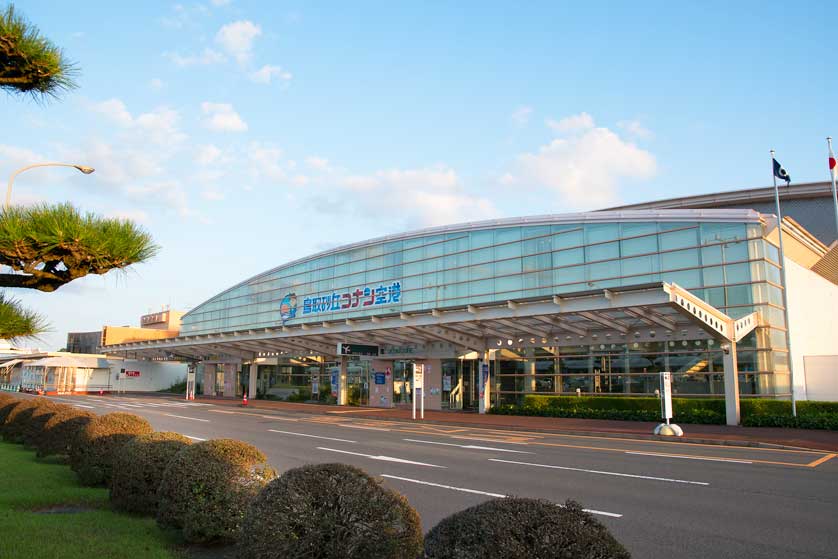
[773,158,791,185]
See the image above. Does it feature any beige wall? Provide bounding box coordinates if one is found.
[101,326,179,346]
[802,356,838,401]
[369,359,393,408]
[785,257,838,400]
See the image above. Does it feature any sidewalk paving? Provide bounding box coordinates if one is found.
[189,396,838,452]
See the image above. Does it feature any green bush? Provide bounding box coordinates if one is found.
[157,438,276,543]
[35,407,95,459]
[424,498,630,559]
[70,412,153,487]
[237,463,423,559]
[742,413,838,430]
[1,398,58,443]
[22,401,73,449]
[110,431,192,515]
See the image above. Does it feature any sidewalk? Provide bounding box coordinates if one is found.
[191,396,838,452]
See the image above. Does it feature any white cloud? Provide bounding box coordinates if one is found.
[201,102,248,132]
[248,142,286,181]
[164,48,226,67]
[149,78,165,91]
[546,112,595,135]
[215,20,261,65]
[338,166,498,227]
[89,98,133,126]
[201,189,225,201]
[249,64,292,84]
[513,121,656,209]
[617,119,654,140]
[511,106,533,127]
[195,144,223,165]
[304,156,330,170]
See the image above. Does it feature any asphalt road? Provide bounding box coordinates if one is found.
[28,393,838,559]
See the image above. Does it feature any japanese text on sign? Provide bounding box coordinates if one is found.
[302,281,401,316]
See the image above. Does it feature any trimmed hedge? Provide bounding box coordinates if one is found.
[157,438,277,543]
[70,412,154,486]
[36,407,95,459]
[0,397,27,430]
[1,398,57,442]
[110,431,192,514]
[22,401,72,448]
[492,396,838,429]
[424,498,630,559]
[238,463,423,559]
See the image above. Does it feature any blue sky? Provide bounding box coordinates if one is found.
[2,0,834,350]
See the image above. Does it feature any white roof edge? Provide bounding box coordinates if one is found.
[184,208,764,319]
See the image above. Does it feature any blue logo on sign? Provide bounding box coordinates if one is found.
[279,293,297,324]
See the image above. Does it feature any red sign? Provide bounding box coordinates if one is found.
[125,370,141,377]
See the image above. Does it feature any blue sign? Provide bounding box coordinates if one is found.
[279,293,297,324]
[302,281,401,316]
[375,372,386,385]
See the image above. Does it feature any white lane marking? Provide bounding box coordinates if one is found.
[403,438,533,454]
[489,458,709,486]
[380,475,622,518]
[625,451,754,464]
[449,435,529,445]
[338,424,390,431]
[185,435,207,441]
[317,447,446,468]
[74,404,95,409]
[164,413,210,422]
[268,429,356,443]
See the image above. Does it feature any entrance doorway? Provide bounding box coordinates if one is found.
[440,359,480,410]
[392,360,413,405]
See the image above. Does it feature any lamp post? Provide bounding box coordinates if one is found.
[5,162,95,208]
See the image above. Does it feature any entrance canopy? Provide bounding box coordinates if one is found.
[106,282,756,362]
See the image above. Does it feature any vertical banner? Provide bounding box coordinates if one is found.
[413,363,425,420]
[311,375,319,396]
[330,370,338,398]
[478,360,489,414]
[660,371,673,421]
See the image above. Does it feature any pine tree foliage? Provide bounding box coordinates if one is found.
[0,291,48,339]
[0,203,159,292]
[0,4,78,100]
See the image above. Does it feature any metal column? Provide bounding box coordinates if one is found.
[722,342,741,426]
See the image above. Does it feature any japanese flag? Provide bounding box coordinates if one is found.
[830,150,838,180]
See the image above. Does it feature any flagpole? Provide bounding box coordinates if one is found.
[827,137,838,239]
[770,149,796,417]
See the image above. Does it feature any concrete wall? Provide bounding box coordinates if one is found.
[802,356,838,401]
[110,359,187,392]
[370,359,393,408]
[785,257,838,400]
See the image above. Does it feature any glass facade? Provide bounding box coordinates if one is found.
[182,214,790,399]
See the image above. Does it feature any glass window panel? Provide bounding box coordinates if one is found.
[495,275,523,295]
[621,222,657,237]
[424,242,444,259]
[769,328,788,349]
[661,248,700,271]
[586,241,619,262]
[471,247,493,265]
[552,227,584,249]
[470,229,494,249]
[444,234,469,253]
[522,225,551,240]
[659,227,698,250]
[764,242,780,263]
[585,223,619,244]
[495,227,521,244]
[469,279,494,296]
[523,253,551,273]
[622,255,658,277]
[495,242,521,260]
[443,253,469,270]
[621,235,658,257]
[470,263,492,280]
[724,262,751,284]
[662,269,701,288]
[523,235,552,256]
[765,263,781,284]
[700,223,746,244]
[588,260,620,281]
[403,246,423,263]
[423,257,443,274]
[704,287,726,307]
[495,258,522,276]
[702,265,725,286]
[726,284,754,305]
[553,248,584,267]
[403,261,422,277]
[442,268,469,285]
[555,265,585,286]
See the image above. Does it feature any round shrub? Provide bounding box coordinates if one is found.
[1,398,56,443]
[36,408,96,459]
[424,498,631,559]
[70,412,153,487]
[157,438,276,543]
[22,402,73,448]
[110,431,192,515]
[0,397,27,429]
[237,463,423,559]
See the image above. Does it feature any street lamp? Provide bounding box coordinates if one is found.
[5,162,95,209]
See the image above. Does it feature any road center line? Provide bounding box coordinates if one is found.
[489,458,709,486]
[380,475,622,518]
[448,435,529,445]
[73,404,95,409]
[164,413,210,422]
[625,451,753,464]
[403,438,533,454]
[317,447,446,468]
[268,429,356,443]
[184,435,207,441]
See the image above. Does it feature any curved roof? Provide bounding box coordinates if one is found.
[183,208,764,319]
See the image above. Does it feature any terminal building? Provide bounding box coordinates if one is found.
[104,182,838,424]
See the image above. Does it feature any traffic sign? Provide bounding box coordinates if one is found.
[337,343,379,356]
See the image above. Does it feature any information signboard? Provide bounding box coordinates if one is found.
[412,363,425,420]
[660,371,673,421]
[311,376,319,395]
[374,372,386,385]
[337,343,379,356]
